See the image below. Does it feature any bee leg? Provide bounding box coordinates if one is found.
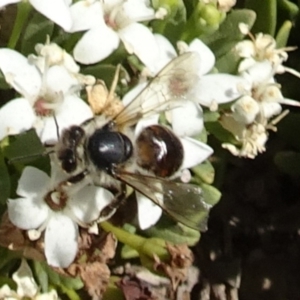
[65,170,89,184]
[98,183,127,221]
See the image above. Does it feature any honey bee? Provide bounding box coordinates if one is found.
[54,52,212,230]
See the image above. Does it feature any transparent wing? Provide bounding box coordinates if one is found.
[114,169,212,231]
[114,52,201,128]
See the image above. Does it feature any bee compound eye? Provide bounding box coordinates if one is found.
[136,125,184,177]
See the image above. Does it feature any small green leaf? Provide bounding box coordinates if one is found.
[121,244,139,259]
[277,0,299,21]
[202,9,256,55]
[275,20,292,48]
[21,12,54,56]
[0,151,10,205]
[33,260,49,293]
[244,0,277,36]
[144,214,201,246]
[192,161,215,184]
[206,121,236,144]
[203,110,220,122]
[200,183,221,206]
[274,151,300,178]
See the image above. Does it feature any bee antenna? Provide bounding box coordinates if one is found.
[8,150,51,164]
[53,115,60,139]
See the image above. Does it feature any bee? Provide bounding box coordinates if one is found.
[54,52,212,231]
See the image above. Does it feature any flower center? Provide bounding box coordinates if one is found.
[34,98,53,116]
[44,190,68,211]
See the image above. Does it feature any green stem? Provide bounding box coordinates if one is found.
[8,1,32,49]
[100,222,169,260]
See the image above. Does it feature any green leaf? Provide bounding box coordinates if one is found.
[244,0,277,36]
[21,12,54,56]
[151,0,187,42]
[277,0,299,21]
[144,214,201,246]
[275,20,293,48]
[203,110,220,122]
[0,70,10,89]
[274,151,300,178]
[33,260,49,293]
[121,244,139,259]
[206,121,236,144]
[200,183,221,206]
[201,9,256,56]
[192,160,215,184]
[0,150,10,205]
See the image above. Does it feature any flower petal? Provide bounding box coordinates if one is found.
[17,166,49,198]
[74,26,119,64]
[171,101,203,137]
[45,213,78,268]
[45,65,79,95]
[37,95,93,143]
[13,260,38,298]
[151,34,176,74]
[0,49,41,99]
[122,0,155,20]
[30,0,72,31]
[136,192,162,230]
[70,0,104,32]
[180,137,213,169]
[119,23,159,69]
[189,39,215,75]
[0,98,36,140]
[196,74,245,106]
[69,186,114,223]
[8,197,48,230]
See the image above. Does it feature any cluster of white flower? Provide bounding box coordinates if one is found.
[0,0,298,270]
[220,23,300,158]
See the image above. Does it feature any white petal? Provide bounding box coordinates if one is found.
[8,197,48,230]
[70,0,104,32]
[260,102,282,119]
[171,101,203,137]
[196,74,245,106]
[0,49,41,99]
[74,26,119,64]
[136,192,162,230]
[45,65,79,95]
[242,61,273,85]
[180,137,213,169]
[38,95,93,143]
[122,0,155,21]
[69,186,114,223]
[13,260,38,298]
[119,23,159,69]
[30,0,72,31]
[0,98,36,140]
[151,34,176,74]
[122,81,148,106]
[0,0,19,7]
[188,39,215,75]
[17,166,49,198]
[45,213,78,268]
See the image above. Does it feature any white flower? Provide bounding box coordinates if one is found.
[147,34,244,108]
[0,0,73,31]
[221,61,300,158]
[0,259,58,300]
[68,0,160,65]
[7,166,114,267]
[221,115,268,159]
[236,24,300,77]
[237,61,300,123]
[0,47,93,143]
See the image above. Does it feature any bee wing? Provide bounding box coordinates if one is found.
[114,170,212,231]
[114,52,201,128]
